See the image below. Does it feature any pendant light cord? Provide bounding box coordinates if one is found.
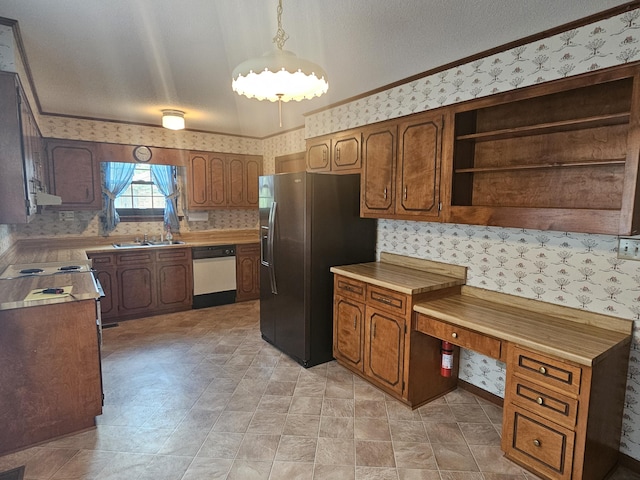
[272,0,289,50]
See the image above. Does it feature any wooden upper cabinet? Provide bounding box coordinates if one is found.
[361,124,397,216]
[306,138,331,171]
[0,72,45,224]
[46,139,102,210]
[361,110,443,221]
[306,130,361,173]
[187,151,262,210]
[445,64,640,235]
[396,112,443,218]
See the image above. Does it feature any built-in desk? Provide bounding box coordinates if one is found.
[414,285,632,480]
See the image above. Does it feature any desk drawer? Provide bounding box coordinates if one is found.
[367,285,407,316]
[335,276,366,302]
[504,406,575,480]
[508,375,578,429]
[415,314,501,360]
[509,346,582,396]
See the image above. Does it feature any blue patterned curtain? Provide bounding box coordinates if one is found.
[100,162,135,233]
[150,164,179,232]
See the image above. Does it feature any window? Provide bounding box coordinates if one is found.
[114,164,172,220]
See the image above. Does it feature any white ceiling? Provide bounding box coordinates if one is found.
[0,0,632,138]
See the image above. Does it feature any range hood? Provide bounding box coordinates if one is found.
[35,191,62,206]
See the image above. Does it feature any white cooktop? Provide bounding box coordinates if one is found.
[0,261,92,279]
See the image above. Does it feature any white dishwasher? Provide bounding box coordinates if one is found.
[192,245,237,308]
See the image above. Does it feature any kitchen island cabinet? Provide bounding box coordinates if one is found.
[331,253,466,407]
[0,293,102,455]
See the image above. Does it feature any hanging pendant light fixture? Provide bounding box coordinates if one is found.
[231,0,328,127]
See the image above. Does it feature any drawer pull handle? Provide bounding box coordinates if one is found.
[539,366,547,375]
[533,439,541,447]
[451,332,458,339]
[379,297,393,304]
[536,397,544,405]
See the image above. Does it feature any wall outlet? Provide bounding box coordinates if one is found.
[58,211,75,221]
[618,237,640,261]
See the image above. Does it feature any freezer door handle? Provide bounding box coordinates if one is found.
[267,201,278,294]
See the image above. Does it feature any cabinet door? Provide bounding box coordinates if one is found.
[118,265,155,314]
[156,248,193,310]
[333,133,361,171]
[227,156,245,207]
[333,295,365,371]
[187,153,211,208]
[117,251,156,315]
[209,155,227,207]
[89,253,118,323]
[396,112,443,218]
[244,156,262,207]
[306,139,331,171]
[47,139,101,209]
[157,263,192,308]
[364,306,405,394]
[236,243,260,301]
[361,124,396,217]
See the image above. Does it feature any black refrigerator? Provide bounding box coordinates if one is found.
[259,172,376,367]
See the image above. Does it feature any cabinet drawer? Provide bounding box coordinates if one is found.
[508,375,578,429]
[415,314,501,360]
[155,248,190,262]
[236,243,260,256]
[505,406,574,480]
[335,276,366,302]
[509,346,582,396]
[89,254,115,267]
[367,285,407,316]
[116,251,154,265]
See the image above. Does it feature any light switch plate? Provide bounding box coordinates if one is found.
[618,237,640,261]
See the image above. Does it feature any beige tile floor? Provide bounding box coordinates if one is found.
[1,300,639,480]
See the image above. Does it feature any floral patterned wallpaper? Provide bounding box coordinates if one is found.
[306,8,640,138]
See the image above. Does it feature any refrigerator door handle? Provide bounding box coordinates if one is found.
[268,201,278,294]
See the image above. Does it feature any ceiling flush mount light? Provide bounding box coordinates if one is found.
[161,109,185,130]
[231,0,328,127]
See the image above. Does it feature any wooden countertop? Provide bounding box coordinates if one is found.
[414,286,633,367]
[330,252,467,295]
[0,229,259,310]
[0,272,99,310]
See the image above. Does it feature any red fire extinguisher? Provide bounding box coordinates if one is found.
[441,341,454,377]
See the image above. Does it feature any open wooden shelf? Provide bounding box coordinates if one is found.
[455,112,630,143]
[454,158,626,174]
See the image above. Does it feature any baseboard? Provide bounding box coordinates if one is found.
[458,379,504,407]
[618,452,640,474]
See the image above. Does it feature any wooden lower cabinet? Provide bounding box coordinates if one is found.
[502,344,629,480]
[0,300,102,454]
[332,274,458,407]
[89,247,192,322]
[235,243,260,302]
[364,306,405,395]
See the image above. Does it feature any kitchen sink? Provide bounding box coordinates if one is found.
[112,240,185,248]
